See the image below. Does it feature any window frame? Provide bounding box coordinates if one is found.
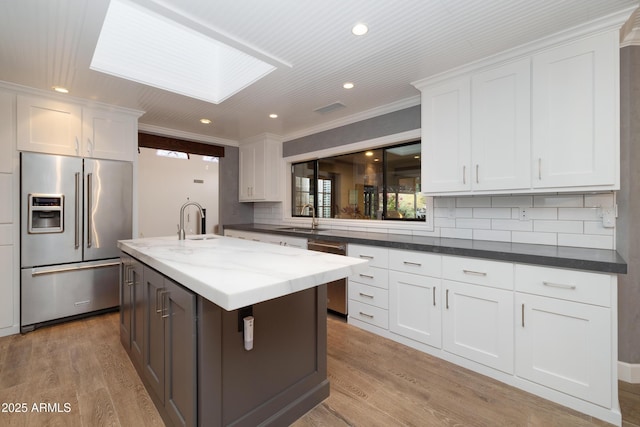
[283,129,434,231]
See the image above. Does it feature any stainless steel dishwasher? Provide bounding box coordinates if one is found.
[307,239,347,316]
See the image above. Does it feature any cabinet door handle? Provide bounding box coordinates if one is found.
[476,164,479,184]
[433,287,436,307]
[74,172,80,249]
[155,288,167,314]
[359,292,374,299]
[446,289,449,309]
[538,158,542,180]
[359,273,374,279]
[86,173,93,248]
[359,255,374,259]
[125,265,134,286]
[161,291,170,319]
[463,269,487,276]
[403,261,422,267]
[542,281,576,290]
[463,165,466,185]
[359,311,374,319]
[522,303,525,327]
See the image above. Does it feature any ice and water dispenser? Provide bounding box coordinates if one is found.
[28,194,64,233]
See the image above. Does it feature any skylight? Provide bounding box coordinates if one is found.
[90,0,277,104]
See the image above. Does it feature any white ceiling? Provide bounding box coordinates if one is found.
[0,0,637,144]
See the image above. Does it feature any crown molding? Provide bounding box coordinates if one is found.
[620,6,640,47]
[137,123,239,147]
[0,79,145,116]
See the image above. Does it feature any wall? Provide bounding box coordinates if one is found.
[617,45,640,365]
[218,146,254,226]
[137,147,219,237]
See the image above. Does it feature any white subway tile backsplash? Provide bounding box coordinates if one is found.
[584,221,614,236]
[558,207,600,221]
[473,229,511,242]
[492,195,533,208]
[256,193,616,250]
[441,227,473,239]
[512,231,558,245]
[492,219,533,231]
[525,208,558,220]
[584,193,615,208]
[434,217,456,228]
[473,208,511,219]
[456,196,492,208]
[533,195,584,208]
[558,233,613,250]
[456,218,491,229]
[534,220,583,234]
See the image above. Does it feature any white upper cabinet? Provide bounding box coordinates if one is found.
[17,95,82,157]
[17,95,139,161]
[420,77,470,193]
[471,58,531,191]
[532,31,618,189]
[82,108,138,161]
[239,134,282,202]
[414,28,619,195]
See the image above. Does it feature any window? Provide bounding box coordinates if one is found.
[291,141,425,221]
[156,149,189,159]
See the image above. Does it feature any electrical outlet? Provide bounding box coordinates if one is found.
[602,207,615,228]
[518,208,529,221]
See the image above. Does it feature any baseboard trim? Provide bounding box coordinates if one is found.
[618,361,640,383]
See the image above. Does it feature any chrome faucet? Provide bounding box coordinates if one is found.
[300,203,319,230]
[178,201,205,240]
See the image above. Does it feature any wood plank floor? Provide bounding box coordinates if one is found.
[0,312,637,427]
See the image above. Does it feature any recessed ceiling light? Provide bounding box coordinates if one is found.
[269,113,278,119]
[52,86,69,94]
[414,155,420,159]
[374,158,380,162]
[365,151,373,157]
[200,118,211,124]
[343,82,354,89]
[352,23,368,36]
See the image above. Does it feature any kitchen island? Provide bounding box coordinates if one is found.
[117,234,367,427]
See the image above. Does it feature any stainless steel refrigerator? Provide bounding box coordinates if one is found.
[20,152,132,332]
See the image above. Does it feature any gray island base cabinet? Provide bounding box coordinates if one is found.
[119,252,329,427]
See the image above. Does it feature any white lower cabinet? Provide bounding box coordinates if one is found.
[514,264,614,408]
[345,243,619,425]
[389,270,441,348]
[442,279,514,374]
[515,293,611,407]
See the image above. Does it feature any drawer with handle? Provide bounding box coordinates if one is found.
[442,256,513,290]
[348,244,389,269]
[349,300,389,329]
[348,282,389,309]
[349,265,388,289]
[389,248,441,277]
[515,264,612,307]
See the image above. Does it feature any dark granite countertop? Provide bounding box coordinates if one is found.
[223,223,627,275]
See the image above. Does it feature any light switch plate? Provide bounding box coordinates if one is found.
[602,207,615,228]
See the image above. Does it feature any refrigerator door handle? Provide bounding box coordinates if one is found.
[87,172,93,248]
[30,261,121,276]
[75,172,80,249]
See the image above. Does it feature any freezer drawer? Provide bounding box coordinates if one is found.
[21,260,120,329]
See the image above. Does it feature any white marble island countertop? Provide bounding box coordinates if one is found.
[118,234,368,311]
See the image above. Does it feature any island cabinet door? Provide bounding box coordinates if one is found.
[143,267,166,405]
[119,257,133,351]
[164,279,197,427]
[130,259,145,370]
